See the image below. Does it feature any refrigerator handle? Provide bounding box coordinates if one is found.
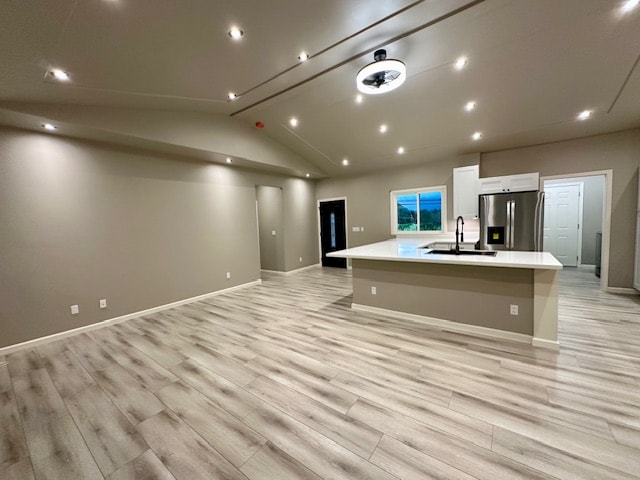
[506,200,511,249]
[534,192,544,251]
[510,200,516,250]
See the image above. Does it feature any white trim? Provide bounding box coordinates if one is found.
[261,263,321,276]
[351,303,531,344]
[0,279,262,355]
[606,287,640,295]
[531,337,560,350]
[317,197,348,268]
[541,170,612,291]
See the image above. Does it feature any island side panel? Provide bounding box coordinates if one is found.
[532,269,559,348]
[351,259,534,335]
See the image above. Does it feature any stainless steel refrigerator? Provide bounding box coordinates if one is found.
[479,191,544,251]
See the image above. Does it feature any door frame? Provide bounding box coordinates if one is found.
[542,181,584,267]
[317,197,348,268]
[540,170,611,291]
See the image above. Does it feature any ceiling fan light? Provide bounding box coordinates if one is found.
[356,49,406,95]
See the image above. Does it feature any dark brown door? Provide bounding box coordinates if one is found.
[319,200,347,268]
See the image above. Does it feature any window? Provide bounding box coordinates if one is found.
[391,185,447,234]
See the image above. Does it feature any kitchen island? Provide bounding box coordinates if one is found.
[328,237,562,349]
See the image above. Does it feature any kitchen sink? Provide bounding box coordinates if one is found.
[425,249,497,256]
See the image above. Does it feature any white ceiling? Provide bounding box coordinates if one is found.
[1,0,639,177]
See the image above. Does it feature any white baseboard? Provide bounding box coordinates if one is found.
[261,263,320,276]
[531,337,560,350]
[0,279,262,356]
[351,303,532,345]
[607,287,639,295]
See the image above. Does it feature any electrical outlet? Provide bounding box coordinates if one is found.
[70,305,79,315]
[299,257,303,262]
[226,272,231,279]
[371,286,377,295]
[271,230,276,236]
[99,299,107,309]
[510,304,519,316]
[352,226,360,232]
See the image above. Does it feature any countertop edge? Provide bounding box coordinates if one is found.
[327,239,563,270]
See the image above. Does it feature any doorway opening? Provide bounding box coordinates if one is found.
[318,198,347,268]
[542,172,609,289]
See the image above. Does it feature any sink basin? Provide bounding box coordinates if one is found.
[425,249,497,257]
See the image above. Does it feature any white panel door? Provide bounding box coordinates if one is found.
[544,184,581,266]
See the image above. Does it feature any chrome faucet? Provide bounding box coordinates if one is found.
[455,215,464,254]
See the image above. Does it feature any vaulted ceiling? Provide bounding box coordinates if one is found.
[1,0,639,178]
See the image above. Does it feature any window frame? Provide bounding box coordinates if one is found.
[390,185,447,235]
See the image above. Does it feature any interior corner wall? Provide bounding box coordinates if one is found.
[315,153,481,248]
[0,126,318,348]
[256,185,285,271]
[480,129,640,288]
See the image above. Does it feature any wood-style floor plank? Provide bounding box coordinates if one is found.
[106,449,176,480]
[243,402,397,480]
[24,415,104,480]
[370,434,476,480]
[239,441,322,480]
[156,381,266,467]
[246,375,382,458]
[0,267,638,479]
[65,384,149,476]
[136,409,248,480]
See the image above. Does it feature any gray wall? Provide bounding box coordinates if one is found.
[545,175,605,265]
[0,127,318,347]
[316,153,481,248]
[256,186,284,271]
[481,129,640,288]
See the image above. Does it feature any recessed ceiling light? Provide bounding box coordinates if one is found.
[228,92,237,100]
[226,157,232,164]
[49,69,70,81]
[305,173,310,178]
[228,26,244,39]
[454,57,468,70]
[577,110,592,121]
[342,158,350,166]
[379,124,388,133]
[397,147,405,154]
[355,94,364,104]
[622,0,639,12]
[42,123,56,131]
[464,101,476,111]
[298,52,309,61]
[471,131,482,141]
[289,117,299,127]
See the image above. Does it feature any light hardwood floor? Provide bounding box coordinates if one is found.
[1,267,639,479]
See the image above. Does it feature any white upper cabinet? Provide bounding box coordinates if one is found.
[478,172,540,194]
[453,165,479,219]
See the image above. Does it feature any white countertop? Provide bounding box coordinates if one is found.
[328,237,562,270]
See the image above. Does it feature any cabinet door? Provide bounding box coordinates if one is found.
[477,176,505,194]
[506,173,539,192]
[453,165,479,218]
